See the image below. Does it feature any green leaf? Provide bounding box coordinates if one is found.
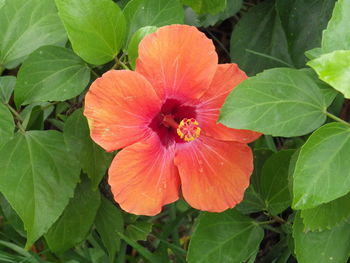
[321,0,350,53]
[300,68,337,107]
[305,47,323,60]
[19,103,54,132]
[55,0,126,65]
[188,210,264,263]
[293,123,350,209]
[250,148,274,192]
[230,0,292,76]
[64,109,112,189]
[45,176,100,252]
[22,105,44,131]
[125,221,152,241]
[95,197,123,263]
[196,0,242,27]
[236,149,273,214]
[235,186,265,214]
[276,0,336,68]
[260,150,294,215]
[220,68,327,137]
[293,212,350,263]
[0,76,16,103]
[0,104,14,149]
[0,194,25,237]
[118,232,162,263]
[127,26,157,69]
[123,0,184,42]
[0,130,80,248]
[0,0,66,68]
[182,0,226,15]
[287,149,300,195]
[14,46,90,106]
[308,50,350,99]
[301,193,350,231]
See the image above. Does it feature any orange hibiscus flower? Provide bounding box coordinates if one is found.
[84,25,260,216]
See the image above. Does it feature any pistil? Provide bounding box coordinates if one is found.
[162,114,179,129]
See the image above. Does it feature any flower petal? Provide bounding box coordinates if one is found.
[174,136,253,212]
[84,70,161,152]
[136,24,218,101]
[197,64,261,143]
[108,135,180,216]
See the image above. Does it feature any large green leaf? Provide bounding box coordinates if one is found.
[0,0,66,68]
[15,46,90,106]
[188,210,264,263]
[64,109,112,189]
[260,150,294,215]
[55,0,126,65]
[95,197,124,263]
[293,213,350,263]
[308,50,350,99]
[301,193,350,231]
[127,26,157,69]
[45,176,101,252]
[123,0,183,42]
[276,0,335,68]
[0,76,16,103]
[322,0,350,53]
[182,0,226,15]
[0,130,80,248]
[230,0,292,76]
[0,104,14,149]
[220,68,327,137]
[293,123,350,209]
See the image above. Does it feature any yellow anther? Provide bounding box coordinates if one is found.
[177,118,201,142]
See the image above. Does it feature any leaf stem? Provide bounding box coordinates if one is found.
[270,214,287,224]
[111,53,131,70]
[256,220,275,225]
[245,49,295,68]
[90,69,100,78]
[261,224,282,234]
[205,29,230,58]
[325,111,350,127]
[0,66,4,76]
[5,103,23,122]
[119,60,131,70]
[5,103,25,133]
[117,232,161,263]
[41,101,59,111]
[116,241,127,263]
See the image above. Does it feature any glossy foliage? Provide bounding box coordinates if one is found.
[0,0,350,262]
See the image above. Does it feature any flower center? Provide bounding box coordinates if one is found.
[162,115,201,142]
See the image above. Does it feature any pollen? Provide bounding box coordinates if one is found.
[177,118,201,142]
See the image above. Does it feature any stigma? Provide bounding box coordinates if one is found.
[177,118,201,142]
